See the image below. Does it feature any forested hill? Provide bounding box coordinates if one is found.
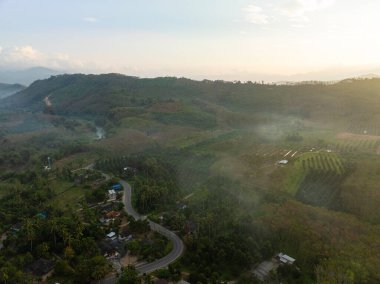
[0,82,25,99]
[3,73,380,123]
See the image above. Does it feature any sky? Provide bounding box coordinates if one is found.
[1,0,380,81]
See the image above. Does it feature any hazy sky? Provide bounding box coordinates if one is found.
[1,0,380,80]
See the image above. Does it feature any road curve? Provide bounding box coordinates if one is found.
[119,179,185,275]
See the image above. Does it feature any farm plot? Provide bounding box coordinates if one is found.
[296,152,345,174]
[333,135,380,154]
[286,152,350,208]
[347,121,380,136]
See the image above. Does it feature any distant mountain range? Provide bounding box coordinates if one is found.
[0,67,63,86]
[0,83,25,99]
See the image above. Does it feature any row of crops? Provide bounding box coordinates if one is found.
[347,122,380,136]
[332,139,379,154]
[296,152,346,175]
[289,152,354,208]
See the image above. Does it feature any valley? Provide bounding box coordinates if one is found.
[1,74,380,283]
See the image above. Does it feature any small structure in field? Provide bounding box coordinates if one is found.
[106,231,117,240]
[253,252,296,281]
[253,260,277,281]
[278,160,289,165]
[276,253,296,265]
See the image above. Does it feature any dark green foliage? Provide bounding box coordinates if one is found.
[118,266,141,284]
[153,108,216,129]
[286,132,303,142]
[85,187,107,204]
[128,219,150,234]
[181,177,269,280]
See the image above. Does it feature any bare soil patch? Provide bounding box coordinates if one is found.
[336,132,380,141]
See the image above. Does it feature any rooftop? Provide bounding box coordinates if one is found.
[277,253,296,264]
[28,258,55,276]
[107,231,116,238]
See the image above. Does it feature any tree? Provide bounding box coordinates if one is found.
[126,240,140,255]
[118,266,141,284]
[23,218,36,252]
[49,217,59,245]
[36,242,50,258]
[0,267,9,284]
[142,274,153,284]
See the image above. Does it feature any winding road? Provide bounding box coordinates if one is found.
[100,177,184,283]
[119,179,184,274]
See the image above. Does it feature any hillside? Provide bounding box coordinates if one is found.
[0,83,25,99]
[0,67,61,86]
[4,73,380,127]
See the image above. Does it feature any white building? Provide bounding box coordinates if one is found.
[108,189,116,201]
[106,231,117,240]
[276,253,296,265]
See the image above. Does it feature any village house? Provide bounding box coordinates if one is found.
[111,183,123,191]
[98,239,125,260]
[276,253,296,265]
[106,231,117,240]
[28,258,55,277]
[106,210,121,219]
[253,252,296,281]
[108,189,117,201]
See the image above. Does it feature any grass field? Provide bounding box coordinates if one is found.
[46,180,86,210]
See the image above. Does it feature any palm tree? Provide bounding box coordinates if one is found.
[60,227,72,248]
[24,218,36,252]
[142,273,153,284]
[49,218,59,245]
[0,267,9,284]
[73,216,84,240]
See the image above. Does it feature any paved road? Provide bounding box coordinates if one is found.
[119,179,184,274]
[120,180,141,221]
[99,177,184,283]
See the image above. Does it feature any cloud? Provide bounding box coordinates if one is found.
[0,45,84,70]
[8,45,43,62]
[244,5,269,25]
[83,17,98,23]
[279,0,336,22]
